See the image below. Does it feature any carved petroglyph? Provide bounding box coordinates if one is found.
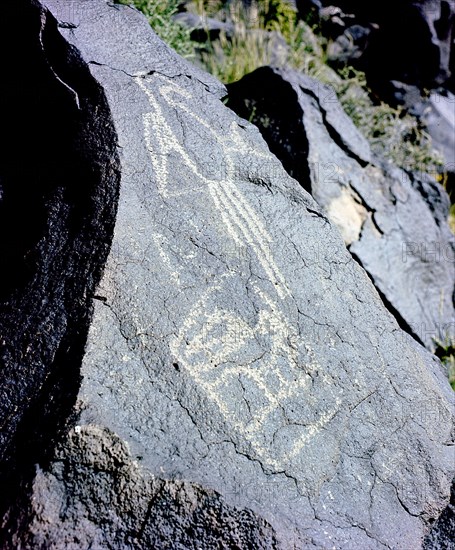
[136,75,289,298]
[169,277,342,471]
[150,232,182,287]
[135,74,342,472]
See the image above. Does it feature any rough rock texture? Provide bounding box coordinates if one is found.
[374,85,455,205]
[2,425,278,548]
[0,1,454,549]
[424,482,455,549]
[173,12,235,42]
[326,23,375,67]
[450,36,455,93]
[297,1,455,197]
[425,91,455,184]
[227,66,455,351]
[0,0,120,473]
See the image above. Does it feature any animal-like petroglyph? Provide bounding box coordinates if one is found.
[135,74,342,472]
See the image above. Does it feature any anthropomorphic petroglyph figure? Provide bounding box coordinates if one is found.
[135,74,342,473]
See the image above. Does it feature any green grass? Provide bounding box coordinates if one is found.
[195,0,294,83]
[435,340,455,390]
[115,0,195,57]
[200,28,274,84]
[328,67,444,173]
[257,0,300,41]
[189,0,225,19]
[448,356,455,390]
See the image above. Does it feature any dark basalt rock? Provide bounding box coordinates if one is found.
[173,12,235,42]
[227,66,455,350]
[297,0,455,95]
[424,481,455,550]
[1,426,278,549]
[0,1,454,549]
[0,0,120,494]
[380,84,455,201]
[326,24,376,66]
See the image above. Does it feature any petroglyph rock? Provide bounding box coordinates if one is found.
[0,1,454,549]
[227,66,455,351]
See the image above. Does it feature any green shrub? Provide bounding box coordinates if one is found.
[435,340,455,390]
[257,0,298,41]
[115,0,195,57]
[195,0,298,84]
[190,0,225,18]
[200,28,274,84]
[329,67,444,173]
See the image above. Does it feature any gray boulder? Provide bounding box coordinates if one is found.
[0,1,454,549]
[425,91,455,176]
[392,86,455,175]
[382,85,455,205]
[2,426,278,548]
[227,66,455,351]
[326,24,375,66]
[173,12,235,42]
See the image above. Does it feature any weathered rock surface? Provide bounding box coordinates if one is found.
[227,66,455,351]
[173,12,235,42]
[0,0,120,472]
[424,482,455,549]
[326,23,375,66]
[2,425,278,548]
[0,1,454,549]
[425,91,455,176]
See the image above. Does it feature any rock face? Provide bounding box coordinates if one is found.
[227,66,455,351]
[0,1,454,549]
[2,426,278,549]
[425,91,455,181]
[0,0,120,473]
[424,482,455,549]
[173,12,235,42]
[295,1,455,198]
